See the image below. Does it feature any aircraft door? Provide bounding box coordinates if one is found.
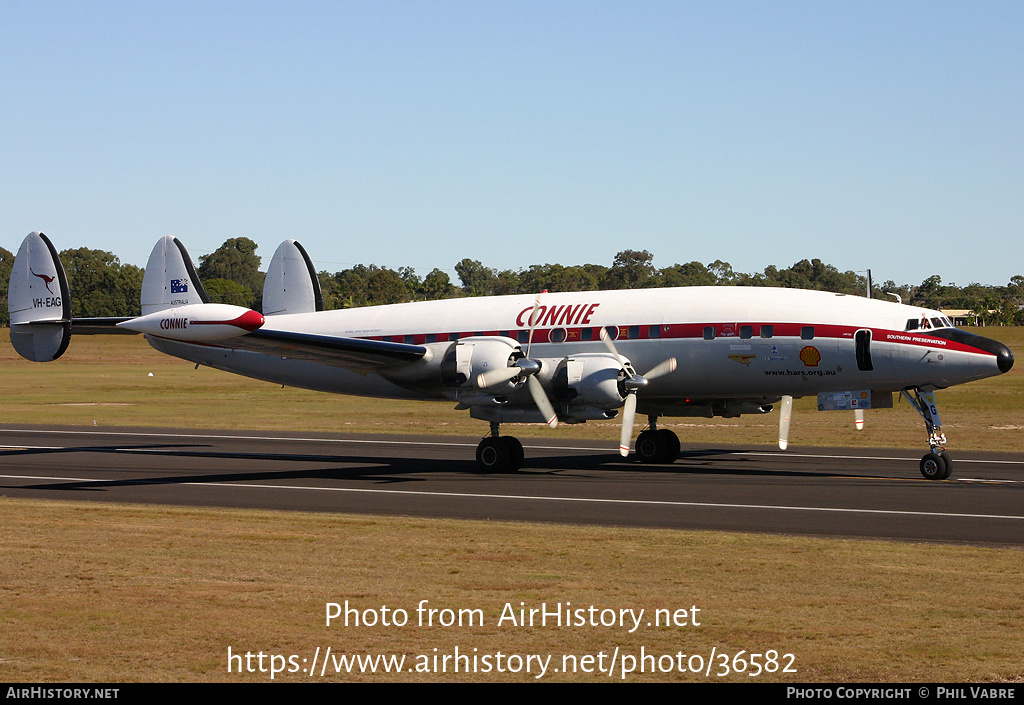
[855,329,873,371]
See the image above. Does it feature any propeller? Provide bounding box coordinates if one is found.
[778,394,793,450]
[473,293,558,427]
[599,327,677,456]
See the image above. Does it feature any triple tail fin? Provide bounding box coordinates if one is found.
[262,239,323,315]
[141,236,209,316]
[8,232,72,361]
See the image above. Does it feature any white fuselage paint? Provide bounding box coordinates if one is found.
[146,287,1005,408]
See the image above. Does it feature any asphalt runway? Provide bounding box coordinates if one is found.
[1,425,1022,546]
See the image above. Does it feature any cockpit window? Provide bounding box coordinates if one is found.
[906,315,953,332]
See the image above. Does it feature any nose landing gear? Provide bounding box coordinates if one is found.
[901,388,952,480]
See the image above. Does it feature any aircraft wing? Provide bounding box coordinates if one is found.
[220,328,428,374]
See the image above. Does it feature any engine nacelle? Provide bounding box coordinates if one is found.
[555,353,626,410]
[379,336,522,400]
[440,337,521,388]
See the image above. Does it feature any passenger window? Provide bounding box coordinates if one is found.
[703,326,715,341]
[801,326,815,340]
[739,325,753,339]
[550,328,566,343]
[628,325,640,339]
[760,325,774,338]
[517,330,530,343]
[581,328,594,341]
[648,325,661,338]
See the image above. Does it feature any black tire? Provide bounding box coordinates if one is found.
[657,429,680,464]
[939,451,953,480]
[920,452,947,480]
[477,437,512,473]
[502,436,524,472]
[636,430,667,464]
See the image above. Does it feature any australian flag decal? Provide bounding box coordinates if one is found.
[170,279,189,293]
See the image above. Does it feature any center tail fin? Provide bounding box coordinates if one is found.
[141,236,209,316]
[262,239,324,316]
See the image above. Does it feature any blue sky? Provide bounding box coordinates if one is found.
[3,1,1021,288]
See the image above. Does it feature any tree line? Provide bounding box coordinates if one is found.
[1,238,1021,325]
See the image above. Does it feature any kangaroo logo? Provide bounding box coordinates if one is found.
[30,268,56,294]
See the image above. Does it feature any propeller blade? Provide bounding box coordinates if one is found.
[475,366,521,389]
[854,408,865,431]
[599,326,627,368]
[527,375,558,428]
[778,395,793,450]
[643,357,677,380]
[619,393,637,457]
[525,294,543,358]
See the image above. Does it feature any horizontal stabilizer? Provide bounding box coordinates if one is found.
[141,236,209,316]
[263,239,323,315]
[71,317,138,335]
[8,232,72,361]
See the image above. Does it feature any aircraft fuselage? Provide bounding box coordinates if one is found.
[146,286,1012,413]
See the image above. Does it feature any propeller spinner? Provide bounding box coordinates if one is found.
[473,294,558,427]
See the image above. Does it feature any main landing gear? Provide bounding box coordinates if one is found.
[634,416,680,464]
[901,388,952,480]
[476,422,524,473]
[474,417,684,472]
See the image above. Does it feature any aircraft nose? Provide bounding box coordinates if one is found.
[975,334,1014,373]
[995,340,1014,373]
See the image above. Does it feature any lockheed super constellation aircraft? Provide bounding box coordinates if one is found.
[8,232,1013,478]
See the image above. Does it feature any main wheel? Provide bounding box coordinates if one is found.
[919,451,949,480]
[476,437,521,473]
[636,430,671,464]
[477,437,510,473]
[503,436,524,472]
[657,429,680,464]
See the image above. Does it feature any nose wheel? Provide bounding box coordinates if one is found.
[902,389,953,480]
[919,450,952,481]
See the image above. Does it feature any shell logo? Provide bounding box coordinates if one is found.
[799,346,821,367]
